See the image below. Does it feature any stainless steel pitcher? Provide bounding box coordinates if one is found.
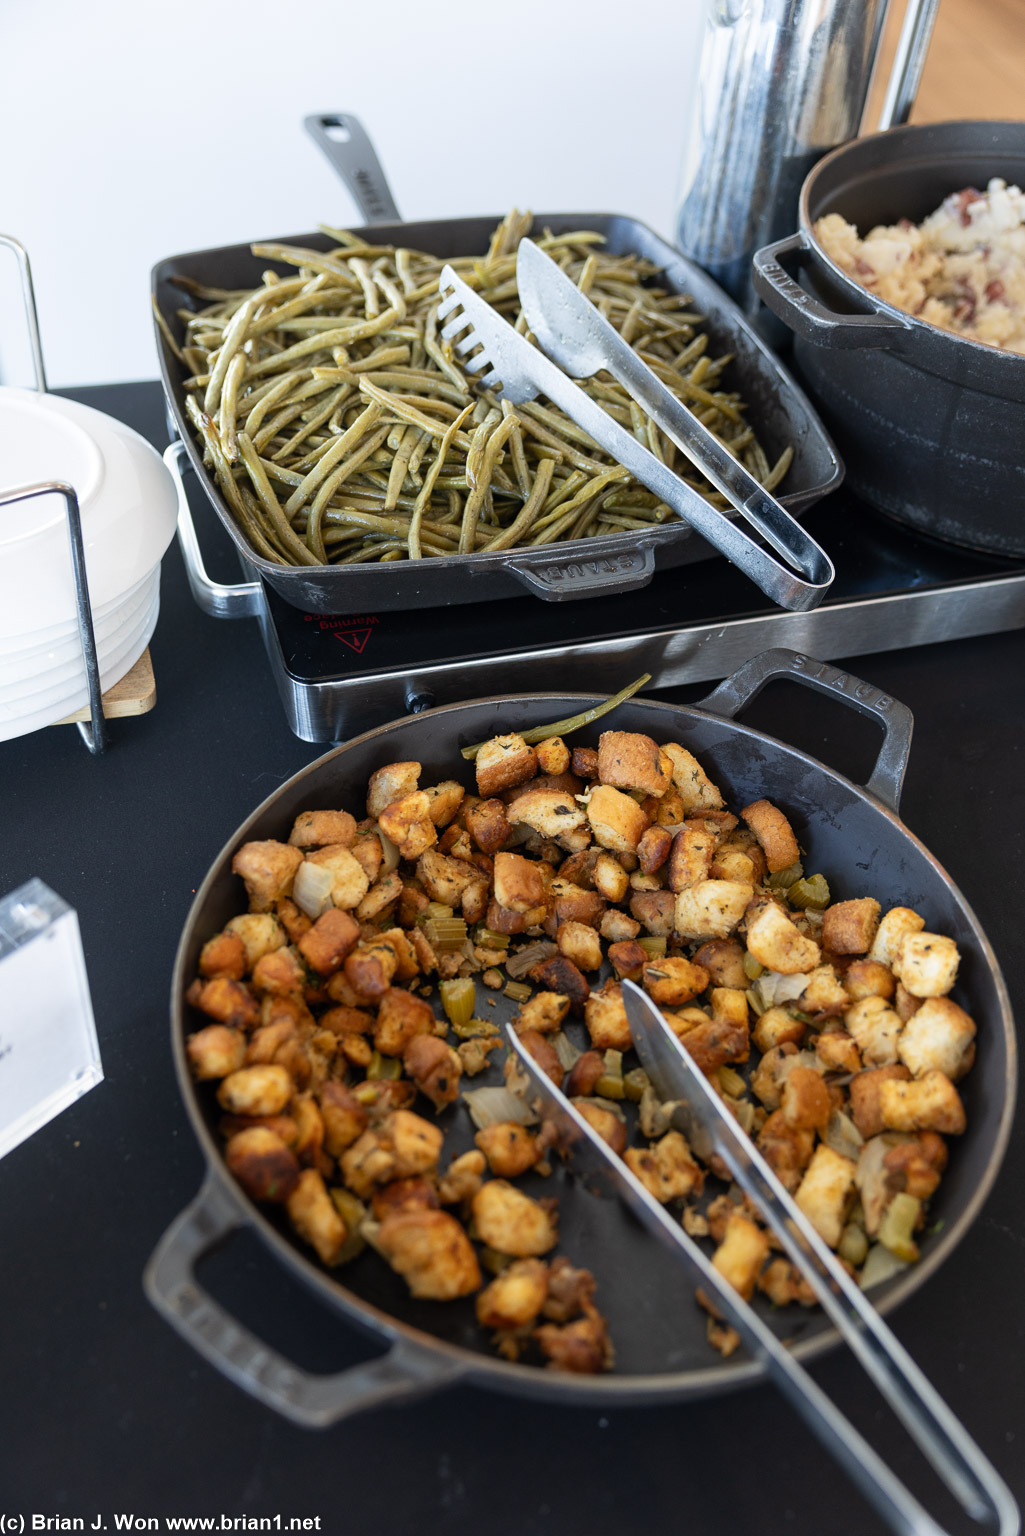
[675,0,940,310]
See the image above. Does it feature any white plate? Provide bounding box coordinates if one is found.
[0,566,157,659]
[0,567,159,691]
[0,389,177,637]
[0,585,159,742]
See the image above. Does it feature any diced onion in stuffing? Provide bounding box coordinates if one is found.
[292,860,336,918]
[462,1086,538,1129]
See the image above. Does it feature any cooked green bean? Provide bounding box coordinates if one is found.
[175,212,791,570]
[460,672,653,759]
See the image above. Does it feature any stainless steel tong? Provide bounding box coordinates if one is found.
[505,983,1019,1536]
[436,258,835,614]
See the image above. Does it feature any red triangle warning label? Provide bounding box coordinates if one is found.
[334,628,372,654]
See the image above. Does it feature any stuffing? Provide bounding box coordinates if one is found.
[305,843,371,911]
[232,840,304,912]
[636,825,672,875]
[815,1030,862,1075]
[551,881,606,929]
[377,790,438,862]
[513,991,571,1034]
[187,1024,247,1080]
[472,1180,558,1256]
[600,909,641,943]
[476,1259,550,1331]
[511,787,588,842]
[625,1130,703,1202]
[438,1149,487,1205]
[475,1122,542,1177]
[586,785,649,853]
[297,907,360,975]
[821,897,881,955]
[217,1064,293,1118]
[843,959,896,1001]
[878,1071,967,1135]
[289,809,356,849]
[319,1081,369,1156]
[756,1109,815,1192]
[781,1065,831,1133]
[692,938,747,989]
[642,956,710,1006]
[661,743,725,810]
[536,736,571,775]
[593,851,631,902]
[893,931,960,998]
[376,1208,482,1299]
[225,1127,300,1204]
[475,733,538,798]
[794,1144,857,1247]
[356,870,404,924]
[224,913,288,969]
[374,986,436,1056]
[597,730,671,797]
[674,880,754,940]
[845,995,904,1068]
[366,761,421,818]
[740,799,800,874]
[745,900,821,974]
[286,1169,349,1265]
[403,1034,462,1109]
[530,955,591,1014]
[897,996,976,1080]
[464,797,513,855]
[423,780,465,827]
[666,824,717,891]
[494,850,548,913]
[677,1014,750,1075]
[198,931,247,981]
[574,1099,628,1154]
[799,964,850,1017]
[416,848,480,907]
[584,980,633,1051]
[629,889,677,936]
[557,920,604,972]
[534,1310,613,1374]
[710,1211,771,1301]
[868,906,925,968]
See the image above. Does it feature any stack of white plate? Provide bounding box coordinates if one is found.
[0,387,178,742]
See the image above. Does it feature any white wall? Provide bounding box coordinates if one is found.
[0,0,703,388]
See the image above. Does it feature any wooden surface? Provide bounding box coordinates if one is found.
[53,647,156,725]
[867,0,1025,128]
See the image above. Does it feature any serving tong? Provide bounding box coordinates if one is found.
[506,981,1019,1536]
[437,253,835,613]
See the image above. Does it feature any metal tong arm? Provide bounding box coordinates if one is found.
[516,239,833,589]
[439,268,828,613]
[619,980,1018,1536]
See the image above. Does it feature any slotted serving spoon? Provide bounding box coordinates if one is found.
[436,265,834,613]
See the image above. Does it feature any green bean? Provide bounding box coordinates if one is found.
[460,672,652,759]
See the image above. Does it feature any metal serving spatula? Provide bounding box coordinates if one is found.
[515,236,833,594]
[436,266,833,613]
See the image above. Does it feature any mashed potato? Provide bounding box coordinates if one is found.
[814,178,1025,353]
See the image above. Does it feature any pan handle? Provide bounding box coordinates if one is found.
[752,235,911,350]
[165,441,263,620]
[303,113,402,225]
[694,648,913,814]
[505,544,657,600]
[144,1175,465,1429]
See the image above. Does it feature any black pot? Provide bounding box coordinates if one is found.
[145,651,1015,1428]
[752,121,1025,557]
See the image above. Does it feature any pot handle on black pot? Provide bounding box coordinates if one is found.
[695,648,913,814]
[752,236,911,350]
[144,1176,464,1429]
[304,112,402,225]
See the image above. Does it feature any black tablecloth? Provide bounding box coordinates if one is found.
[1,382,1021,1534]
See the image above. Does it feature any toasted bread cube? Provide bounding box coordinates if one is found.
[377,790,437,862]
[642,956,710,1006]
[740,799,799,875]
[198,931,247,982]
[356,870,403,925]
[593,852,630,903]
[552,881,605,929]
[815,1030,862,1075]
[476,1258,549,1330]
[511,787,588,841]
[799,964,850,1017]
[844,960,896,1002]
[574,1100,627,1154]
[438,1149,487,1205]
[319,1081,369,1156]
[745,901,821,974]
[423,779,464,827]
[232,840,304,913]
[475,1122,541,1177]
[223,913,287,970]
[795,1145,857,1248]
[305,844,370,911]
[286,1169,348,1264]
[367,761,420,819]
[710,847,756,884]
[349,830,383,885]
[607,940,647,981]
[637,825,672,875]
[597,730,671,797]
[821,898,881,955]
[584,979,632,1051]
[535,736,570,775]
[666,824,716,892]
[757,1110,815,1192]
[374,986,435,1056]
[189,976,260,1030]
[781,1065,831,1133]
[513,991,571,1035]
[344,940,398,1001]
[711,1211,771,1301]
[845,995,903,1067]
[751,1043,798,1110]
[476,734,538,798]
[751,1005,806,1054]
[893,931,960,998]
[868,906,925,967]
[217,1064,293,1118]
[288,810,356,849]
[692,939,747,990]
[297,907,360,976]
[225,1126,300,1204]
[625,1131,703,1202]
[531,956,590,1014]
[600,910,640,943]
[897,996,976,1080]
[187,1024,246,1081]
[586,785,648,854]
[710,986,749,1029]
[879,1071,966,1135]
[848,1064,912,1138]
[384,1109,445,1178]
[662,744,725,811]
[674,880,753,941]
[630,889,677,936]
[464,797,513,855]
[404,1034,462,1110]
[677,1014,749,1074]
[377,1208,481,1299]
[557,920,604,972]
[472,1180,557,1256]
[416,848,479,907]
[492,850,547,914]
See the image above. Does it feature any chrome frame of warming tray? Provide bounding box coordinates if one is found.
[166,440,1025,744]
